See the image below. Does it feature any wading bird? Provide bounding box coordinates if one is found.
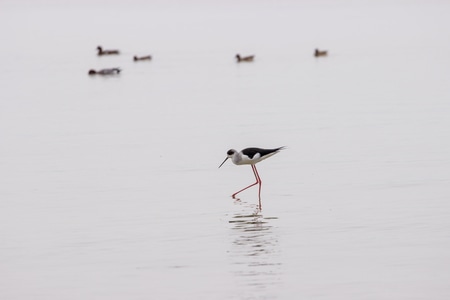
[219,147,284,209]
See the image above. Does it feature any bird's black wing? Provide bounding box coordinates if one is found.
[242,147,284,159]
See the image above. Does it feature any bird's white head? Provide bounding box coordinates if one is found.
[218,149,237,168]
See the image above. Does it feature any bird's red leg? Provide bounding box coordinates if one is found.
[253,165,262,210]
[232,164,260,199]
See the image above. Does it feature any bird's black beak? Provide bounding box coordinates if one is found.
[218,157,229,168]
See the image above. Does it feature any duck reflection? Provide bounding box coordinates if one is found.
[228,209,282,293]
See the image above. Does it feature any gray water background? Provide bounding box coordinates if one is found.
[1,1,450,299]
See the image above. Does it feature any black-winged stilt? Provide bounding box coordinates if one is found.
[219,147,284,209]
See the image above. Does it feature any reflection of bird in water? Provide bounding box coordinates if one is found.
[219,147,285,210]
[228,212,282,294]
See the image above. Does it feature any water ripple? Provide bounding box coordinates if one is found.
[228,209,282,299]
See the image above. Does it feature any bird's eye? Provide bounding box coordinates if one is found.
[227,150,234,155]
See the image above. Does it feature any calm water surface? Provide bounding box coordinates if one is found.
[1,1,450,299]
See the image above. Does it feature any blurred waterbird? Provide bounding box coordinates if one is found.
[314,48,328,57]
[97,46,120,55]
[235,54,255,62]
[133,55,152,61]
[88,68,121,75]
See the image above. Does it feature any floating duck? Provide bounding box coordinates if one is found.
[133,55,152,61]
[88,68,121,75]
[97,46,120,55]
[314,48,328,57]
[235,54,255,62]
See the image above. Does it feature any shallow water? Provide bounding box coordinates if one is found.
[1,1,450,299]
